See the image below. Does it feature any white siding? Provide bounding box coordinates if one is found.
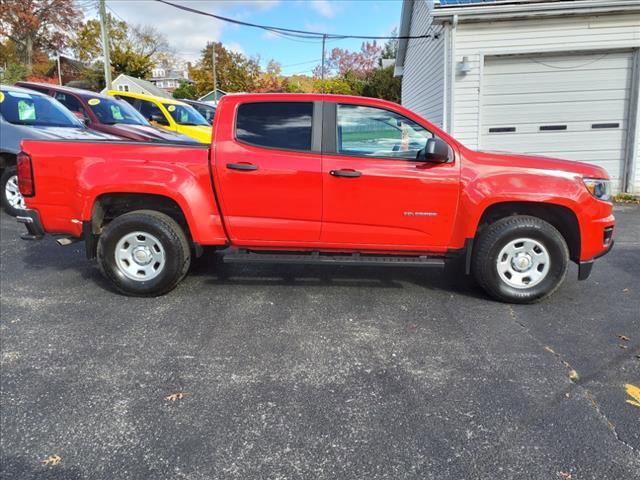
[401,0,445,127]
[452,13,640,149]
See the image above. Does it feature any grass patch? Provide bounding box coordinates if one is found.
[614,193,640,204]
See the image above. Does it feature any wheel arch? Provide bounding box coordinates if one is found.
[473,201,581,263]
[0,151,17,171]
[87,193,193,259]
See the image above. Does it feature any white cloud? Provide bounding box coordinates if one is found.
[308,0,336,18]
[97,0,277,62]
[225,42,245,55]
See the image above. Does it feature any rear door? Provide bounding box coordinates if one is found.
[321,102,460,249]
[213,101,322,243]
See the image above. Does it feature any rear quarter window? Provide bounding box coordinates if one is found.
[235,102,313,151]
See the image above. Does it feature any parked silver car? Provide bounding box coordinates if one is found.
[0,84,119,216]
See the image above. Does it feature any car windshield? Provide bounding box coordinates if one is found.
[87,97,149,125]
[0,89,82,127]
[166,103,209,126]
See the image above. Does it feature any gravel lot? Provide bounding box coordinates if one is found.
[1,205,639,479]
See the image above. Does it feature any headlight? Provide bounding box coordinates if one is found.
[583,178,612,202]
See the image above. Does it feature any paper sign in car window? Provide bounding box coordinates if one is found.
[167,105,176,112]
[0,92,4,103]
[110,105,124,120]
[18,100,36,121]
[180,111,189,123]
[88,98,100,106]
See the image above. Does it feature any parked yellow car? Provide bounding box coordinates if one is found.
[105,90,212,144]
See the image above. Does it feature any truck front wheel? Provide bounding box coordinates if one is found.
[472,215,569,304]
[97,210,191,296]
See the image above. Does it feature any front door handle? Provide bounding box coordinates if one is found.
[330,169,362,178]
[227,163,258,171]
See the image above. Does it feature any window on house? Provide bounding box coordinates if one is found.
[235,102,313,151]
[117,84,129,92]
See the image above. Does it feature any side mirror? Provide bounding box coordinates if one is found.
[417,138,450,163]
[150,113,168,126]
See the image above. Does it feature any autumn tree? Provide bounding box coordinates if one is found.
[190,42,261,96]
[0,0,81,69]
[70,14,168,79]
[313,41,382,79]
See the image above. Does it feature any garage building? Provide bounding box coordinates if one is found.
[394,0,640,193]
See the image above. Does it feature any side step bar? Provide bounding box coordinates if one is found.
[222,249,445,268]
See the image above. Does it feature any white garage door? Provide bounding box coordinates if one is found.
[480,51,633,191]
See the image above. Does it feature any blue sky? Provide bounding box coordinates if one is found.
[82,0,403,75]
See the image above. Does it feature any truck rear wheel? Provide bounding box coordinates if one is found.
[97,210,191,296]
[472,215,569,304]
[1,166,27,217]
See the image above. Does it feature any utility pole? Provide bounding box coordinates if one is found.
[99,0,112,89]
[211,42,217,104]
[321,34,327,93]
[56,53,62,85]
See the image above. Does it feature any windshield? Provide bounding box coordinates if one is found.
[0,89,82,127]
[88,97,149,125]
[166,103,209,126]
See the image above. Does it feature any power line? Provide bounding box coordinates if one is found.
[155,0,431,41]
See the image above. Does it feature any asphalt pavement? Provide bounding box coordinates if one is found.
[1,205,639,479]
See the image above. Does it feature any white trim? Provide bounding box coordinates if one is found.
[624,48,640,193]
[448,14,458,135]
[433,0,640,23]
[442,22,449,131]
[477,53,484,149]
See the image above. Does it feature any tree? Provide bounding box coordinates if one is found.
[0,0,81,69]
[172,82,198,100]
[381,28,399,60]
[361,66,401,103]
[313,41,382,79]
[70,14,168,79]
[190,42,261,96]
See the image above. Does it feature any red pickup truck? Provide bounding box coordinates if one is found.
[16,93,614,303]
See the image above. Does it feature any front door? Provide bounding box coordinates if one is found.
[321,103,460,250]
[213,101,322,243]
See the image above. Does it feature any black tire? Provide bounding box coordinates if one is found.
[472,215,569,304]
[1,166,26,217]
[97,210,191,296]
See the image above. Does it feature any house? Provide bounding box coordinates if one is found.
[150,61,192,93]
[395,0,640,193]
[45,56,90,86]
[106,74,171,98]
[198,88,227,104]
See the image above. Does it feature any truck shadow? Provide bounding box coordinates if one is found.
[190,251,485,299]
[15,236,485,299]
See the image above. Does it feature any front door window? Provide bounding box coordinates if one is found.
[337,104,433,159]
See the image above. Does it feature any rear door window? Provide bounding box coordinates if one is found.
[54,92,89,120]
[235,102,313,151]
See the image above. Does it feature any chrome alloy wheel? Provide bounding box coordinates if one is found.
[5,175,26,210]
[114,231,166,281]
[496,238,550,289]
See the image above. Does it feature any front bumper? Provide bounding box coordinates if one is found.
[16,209,45,240]
[578,237,614,281]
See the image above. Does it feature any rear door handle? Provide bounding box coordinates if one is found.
[226,163,258,171]
[330,169,362,178]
